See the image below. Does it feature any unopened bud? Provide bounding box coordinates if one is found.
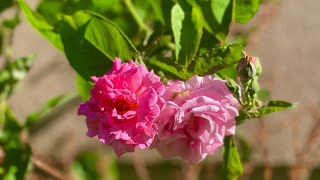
[237,54,262,81]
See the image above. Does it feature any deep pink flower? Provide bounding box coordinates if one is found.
[153,75,239,163]
[78,58,165,157]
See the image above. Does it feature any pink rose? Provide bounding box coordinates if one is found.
[78,58,165,157]
[153,75,239,163]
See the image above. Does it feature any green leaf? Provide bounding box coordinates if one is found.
[146,0,165,24]
[24,94,73,128]
[36,0,64,25]
[235,100,295,124]
[0,0,14,13]
[225,77,241,99]
[0,55,35,100]
[235,136,252,163]
[256,100,295,116]
[84,12,140,61]
[3,14,21,29]
[223,136,243,180]
[171,2,203,67]
[76,74,93,100]
[18,0,64,51]
[146,56,187,80]
[60,11,139,80]
[187,43,244,76]
[196,0,233,41]
[234,0,260,24]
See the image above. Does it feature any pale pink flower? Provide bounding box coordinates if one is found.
[153,75,239,163]
[78,58,165,157]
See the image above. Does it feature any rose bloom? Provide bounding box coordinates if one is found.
[153,75,239,163]
[78,58,165,157]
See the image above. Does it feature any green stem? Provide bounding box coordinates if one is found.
[124,0,152,34]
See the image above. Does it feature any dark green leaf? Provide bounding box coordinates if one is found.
[187,43,244,76]
[76,74,93,100]
[18,0,64,51]
[146,56,187,80]
[171,2,203,67]
[235,100,295,124]
[3,14,20,29]
[24,94,73,128]
[225,77,241,99]
[234,0,260,24]
[0,55,35,100]
[0,0,14,13]
[256,100,295,116]
[84,12,140,61]
[223,136,243,180]
[60,12,111,80]
[60,11,139,80]
[196,0,233,41]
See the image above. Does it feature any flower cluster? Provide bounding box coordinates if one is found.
[78,58,239,163]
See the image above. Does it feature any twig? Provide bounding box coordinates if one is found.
[31,156,68,180]
[132,154,150,180]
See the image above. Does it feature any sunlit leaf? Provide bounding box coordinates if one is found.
[171,2,203,67]
[18,0,64,51]
[234,0,260,24]
[187,43,244,76]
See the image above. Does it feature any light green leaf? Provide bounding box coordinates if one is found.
[18,0,64,51]
[76,74,93,100]
[223,136,243,180]
[171,2,203,67]
[187,43,244,76]
[212,0,232,24]
[0,55,35,100]
[234,0,260,24]
[24,94,73,128]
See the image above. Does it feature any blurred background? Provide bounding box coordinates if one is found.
[1,0,320,179]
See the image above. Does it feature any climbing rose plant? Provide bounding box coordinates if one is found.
[16,0,295,179]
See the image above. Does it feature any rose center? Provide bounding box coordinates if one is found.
[113,98,138,115]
